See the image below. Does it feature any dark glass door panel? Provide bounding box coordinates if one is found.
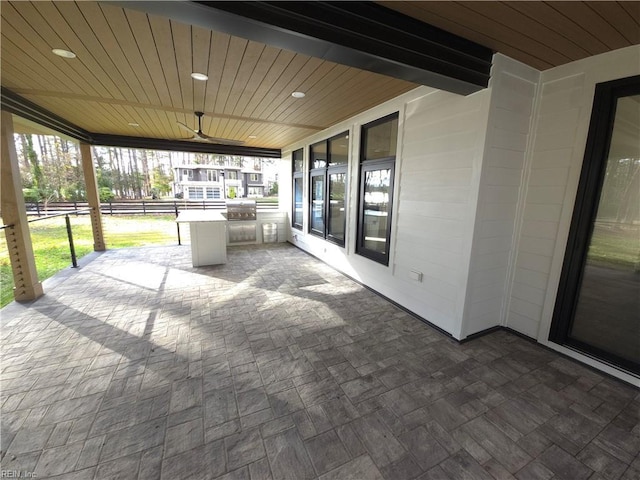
[551,77,640,375]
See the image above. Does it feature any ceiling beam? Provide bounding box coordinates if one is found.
[110,1,493,95]
[1,87,94,144]
[91,134,282,158]
[2,88,281,157]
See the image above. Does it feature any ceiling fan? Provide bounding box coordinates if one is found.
[177,111,244,146]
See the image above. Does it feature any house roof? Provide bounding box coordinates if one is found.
[1,1,638,156]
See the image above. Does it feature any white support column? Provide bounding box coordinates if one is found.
[1,111,43,301]
[79,142,105,251]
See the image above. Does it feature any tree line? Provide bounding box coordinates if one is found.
[15,134,274,204]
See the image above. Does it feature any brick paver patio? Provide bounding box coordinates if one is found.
[1,243,638,479]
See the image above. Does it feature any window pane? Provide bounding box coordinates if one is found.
[570,94,640,364]
[328,172,346,241]
[364,116,398,161]
[329,133,349,165]
[311,174,325,232]
[293,148,304,172]
[294,176,303,227]
[311,141,327,169]
[362,168,391,254]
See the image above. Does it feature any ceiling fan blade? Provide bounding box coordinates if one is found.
[177,121,197,134]
[175,112,244,145]
[203,136,245,146]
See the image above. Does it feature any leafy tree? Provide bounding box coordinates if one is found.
[151,166,172,197]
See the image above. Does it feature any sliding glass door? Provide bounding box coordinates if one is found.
[551,76,639,375]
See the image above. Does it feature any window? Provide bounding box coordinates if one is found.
[227,170,238,180]
[207,170,218,182]
[183,169,193,181]
[188,186,203,200]
[292,149,304,230]
[308,132,348,245]
[357,113,398,265]
[249,173,259,182]
[310,173,325,233]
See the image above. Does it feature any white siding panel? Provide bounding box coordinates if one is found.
[471,266,509,286]
[528,168,570,186]
[478,202,518,221]
[518,236,556,257]
[484,167,523,186]
[477,220,515,239]
[510,297,543,320]
[400,186,471,204]
[469,281,507,303]
[511,281,546,306]
[531,148,575,169]
[514,267,549,291]
[507,312,540,338]
[399,200,468,220]
[486,147,529,169]
[462,56,540,338]
[525,186,567,205]
[476,236,513,255]
[520,220,559,240]
[492,107,534,134]
[397,87,490,337]
[402,168,473,187]
[482,185,521,204]
[490,127,529,151]
[523,204,563,222]
[517,252,553,274]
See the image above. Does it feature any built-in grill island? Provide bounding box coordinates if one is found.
[225,200,257,243]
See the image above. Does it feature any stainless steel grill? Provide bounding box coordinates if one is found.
[226,200,257,244]
[225,200,256,221]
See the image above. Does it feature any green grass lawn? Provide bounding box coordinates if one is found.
[588,224,639,270]
[1,215,179,307]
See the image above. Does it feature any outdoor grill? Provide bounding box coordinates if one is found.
[226,200,257,243]
[225,199,256,221]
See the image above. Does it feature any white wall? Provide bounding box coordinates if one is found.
[281,45,639,383]
[506,45,640,385]
[462,55,540,337]
[395,88,490,337]
[281,81,494,338]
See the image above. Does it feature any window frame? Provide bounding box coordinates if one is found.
[356,112,399,265]
[307,131,348,246]
[549,75,640,375]
[207,170,218,182]
[292,148,304,230]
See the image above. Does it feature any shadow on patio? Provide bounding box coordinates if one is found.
[1,243,638,479]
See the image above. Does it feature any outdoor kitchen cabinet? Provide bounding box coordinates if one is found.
[176,210,227,266]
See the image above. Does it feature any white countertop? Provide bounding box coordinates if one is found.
[176,210,227,223]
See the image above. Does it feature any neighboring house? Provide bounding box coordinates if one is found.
[243,170,264,198]
[173,165,244,200]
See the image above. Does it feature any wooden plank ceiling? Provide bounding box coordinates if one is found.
[380,1,639,71]
[1,1,639,151]
[0,1,418,150]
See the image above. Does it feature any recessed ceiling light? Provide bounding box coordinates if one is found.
[248,135,257,139]
[291,91,305,98]
[191,72,208,81]
[128,122,140,127]
[52,48,76,59]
